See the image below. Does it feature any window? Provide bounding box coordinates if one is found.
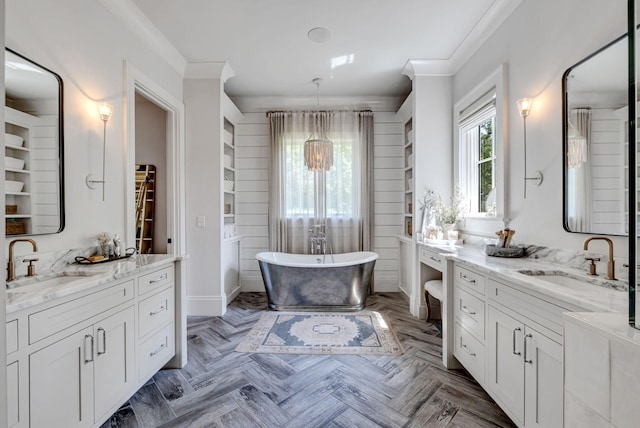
[282,133,356,218]
[267,110,374,254]
[458,94,496,216]
[453,64,506,234]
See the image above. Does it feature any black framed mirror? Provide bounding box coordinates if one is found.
[562,33,629,236]
[5,48,64,236]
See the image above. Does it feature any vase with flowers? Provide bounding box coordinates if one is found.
[95,232,113,258]
[419,186,465,240]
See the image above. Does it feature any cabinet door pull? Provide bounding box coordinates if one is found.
[512,327,522,356]
[429,256,441,263]
[84,334,94,363]
[524,333,533,364]
[149,273,168,284]
[461,274,476,284]
[460,337,476,356]
[150,305,167,316]
[97,327,107,355]
[150,343,166,357]
[461,305,476,316]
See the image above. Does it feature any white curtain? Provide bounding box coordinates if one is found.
[268,111,373,254]
[567,108,592,232]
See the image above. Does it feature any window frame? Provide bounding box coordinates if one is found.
[453,64,508,235]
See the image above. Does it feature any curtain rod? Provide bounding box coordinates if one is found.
[266,109,373,117]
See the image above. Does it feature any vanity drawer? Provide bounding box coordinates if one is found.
[454,285,485,341]
[138,265,174,296]
[29,280,134,344]
[138,287,174,339]
[138,322,174,382]
[454,264,485,295]
[420,248,445,271]
[454,322,485,383]
[6,319,18,355]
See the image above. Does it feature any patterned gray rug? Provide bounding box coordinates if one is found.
[235,310,404,355]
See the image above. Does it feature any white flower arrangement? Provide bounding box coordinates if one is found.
[95,232,112,245]
[422,186,466,226]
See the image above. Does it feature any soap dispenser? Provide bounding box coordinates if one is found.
[113,234,122,258]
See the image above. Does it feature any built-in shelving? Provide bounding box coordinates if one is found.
[5,106,37,235]
[135,164,156,254]
[404,118,414,237]
[223,117,236,241]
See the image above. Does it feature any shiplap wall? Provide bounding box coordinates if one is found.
[235,110,404,292]
[30,116,59,234]
[590,108,625,234]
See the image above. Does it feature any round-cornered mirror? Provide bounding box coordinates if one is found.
[5,48,64,236]
[562,33,629,236]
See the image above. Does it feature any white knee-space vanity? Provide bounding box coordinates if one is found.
[417,242,631,428]
[5,255,178,428]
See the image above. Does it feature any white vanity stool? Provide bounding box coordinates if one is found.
[424,279,443,321]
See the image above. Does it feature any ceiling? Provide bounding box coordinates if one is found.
[129,0,521,98]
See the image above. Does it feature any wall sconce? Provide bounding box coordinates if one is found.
[517,98,543,198]
[86,102,113,201]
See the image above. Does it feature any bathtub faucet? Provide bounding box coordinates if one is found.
[309,230,328,255]
[309,225,334,263]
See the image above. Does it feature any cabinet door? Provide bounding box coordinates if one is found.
[94,306,136,423]
[487,306,525,425]
[29,326,94,428]
[7,361,19,427]
[524,326,563,428]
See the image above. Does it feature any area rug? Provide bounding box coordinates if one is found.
[235,311,404,355]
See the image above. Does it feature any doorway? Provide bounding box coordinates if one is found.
[134,93,167,254]
[124,62,187,368]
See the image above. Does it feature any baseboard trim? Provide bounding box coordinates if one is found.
[187,296,226,316]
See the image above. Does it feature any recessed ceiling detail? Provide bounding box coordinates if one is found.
[307,27,332,43]
[128,0,524,97]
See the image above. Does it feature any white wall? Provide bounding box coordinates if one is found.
[453,0,628,257]
[234,99,404,292]
[184,78,224,314]
[5,0,183,258]
[135,94,168,253]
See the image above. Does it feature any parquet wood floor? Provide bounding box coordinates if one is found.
[101,293,516,428]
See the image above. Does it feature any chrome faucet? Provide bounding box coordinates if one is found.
[583,236,616,280]
[7,238,38,282]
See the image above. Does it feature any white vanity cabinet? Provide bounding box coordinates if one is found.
[448,261,573,428]
[486,278,565,428]
[452,264,487,383]
[6,260,176,428]
[29,305,135,428]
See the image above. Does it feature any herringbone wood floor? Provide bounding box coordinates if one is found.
[101,293,516,428]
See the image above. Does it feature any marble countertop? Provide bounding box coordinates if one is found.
[418,241,628,313]
[6,254,176,314]
[564,312,640,346]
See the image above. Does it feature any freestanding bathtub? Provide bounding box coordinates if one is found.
[256,251,378,311]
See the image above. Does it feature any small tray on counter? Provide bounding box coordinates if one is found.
[485,244,525,258]
[75,248,137,264]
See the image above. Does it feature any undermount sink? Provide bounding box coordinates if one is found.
[6,272,103,294]
[518,271,601,291]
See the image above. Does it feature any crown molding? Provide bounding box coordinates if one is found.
[448,0,524,73]
[184,62,236,82]
[100,0,187,76]
[230,96,404,113]
[402,0,523,79]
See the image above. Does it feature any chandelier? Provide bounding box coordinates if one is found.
[304,78,333,172]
